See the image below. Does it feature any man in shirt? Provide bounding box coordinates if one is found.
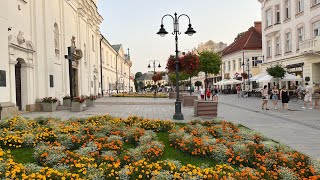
[303,83,313,110]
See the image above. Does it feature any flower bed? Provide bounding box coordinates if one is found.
[0,116,318,179]
[111,93,168,98]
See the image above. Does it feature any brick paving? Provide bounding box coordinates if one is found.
[21,95,320,160]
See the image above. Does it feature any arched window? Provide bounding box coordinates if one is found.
[54,23,59,57]
[101,48,104,64]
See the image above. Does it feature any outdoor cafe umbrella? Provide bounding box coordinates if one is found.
[257,73,303,83]
[224,79,243,85]
[250,73,267,81]
[214,79,229,86]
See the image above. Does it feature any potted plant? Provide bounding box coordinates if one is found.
[86,95,97,107]
[62,95,71,106]
[71,97,85,112]
[41,97,58,112]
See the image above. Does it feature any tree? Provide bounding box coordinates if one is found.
[199,51,222,100]
[166,55,184,73]
[180,53,200,95]
[134,72,143,92]
[138,81,144,92]
[266,63,286,79]
[147,84,152,89]
[168,73,189,85]
[195,81,202,87]
[152,73,163,83]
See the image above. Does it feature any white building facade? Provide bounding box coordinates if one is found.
[0,0,132,114]
[258,0,320,85]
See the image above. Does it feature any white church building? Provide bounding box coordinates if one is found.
[0,0,132,116]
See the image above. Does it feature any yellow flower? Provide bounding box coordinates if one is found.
[138,175,142,179]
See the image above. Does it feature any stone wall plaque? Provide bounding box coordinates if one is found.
[0,70,6,87]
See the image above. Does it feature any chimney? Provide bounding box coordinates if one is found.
[254,21,262,33]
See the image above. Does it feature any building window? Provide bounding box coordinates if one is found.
[297,0,304,13]
[285,32,292,52]
[101,48,104,64]
[267,40,272,57]
[275,5,281,23]
[297,27,304,50]
[312,0,320,6]
[54,23,59,58]
[252,57,258,67]
[266,8,272,27]
[238,58,242,70]
[224,63,227,72]
[285,0,291,19]
[228,61,231,71]
[314,21,320,37]
[106,51,109,65]
[276,36,281,55]
[233,60,236,70]
[110,55,113,67]
[92,35,94,51]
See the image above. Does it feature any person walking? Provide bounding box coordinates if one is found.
[280,86,290,110]
[261,85,269,110]
[271,86,279,109]
[236,84,241,98]
[303,83,313,110]
[206,88,211,100]
[313,83,320,109]
[200,87,205,100]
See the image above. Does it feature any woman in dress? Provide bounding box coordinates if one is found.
[280,86,290,110]
[271,86,279,110]
[313,83,320,109]
[261,85,269,110]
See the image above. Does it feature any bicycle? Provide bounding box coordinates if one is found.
[290,92,305,102]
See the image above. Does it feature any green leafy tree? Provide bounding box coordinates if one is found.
[138,81,144,91]
[134,72,143,92]
[168,73,189,85]
[199,51,222,100]
[195,81,202,90]
[234,32,245,41]
[266,64,286,83]
[147,84,152,89]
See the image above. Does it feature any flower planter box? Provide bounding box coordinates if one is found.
[194,100,218,117]
[41,102,57,112]
[71,102,83,112]
[63,99,71,106]
[86,99,95,107]
[182,95,198,106]
[180,93,188,100]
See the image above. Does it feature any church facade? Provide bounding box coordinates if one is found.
[0,0,132,113]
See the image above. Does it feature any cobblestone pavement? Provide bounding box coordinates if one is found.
[21,95,320,159]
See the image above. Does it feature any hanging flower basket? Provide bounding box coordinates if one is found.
[241,73,248,79]
[166,55,183,73]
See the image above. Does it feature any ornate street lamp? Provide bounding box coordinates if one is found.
[157,13,196,120]
[148,60,161,98]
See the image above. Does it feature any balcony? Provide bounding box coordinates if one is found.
[299,36,320,55]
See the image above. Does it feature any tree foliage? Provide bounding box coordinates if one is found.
[166,55,183,73]
[195,81,202,87]
[266,64,286,79]
[152,73,163,82]
[234,32,245,41]
[134,72,143,92]
[138,81,144,89]
[168,73,189,85]
[199,51,222,75]
[180,53,200,77]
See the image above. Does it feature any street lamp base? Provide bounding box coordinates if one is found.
[173,101,184,120]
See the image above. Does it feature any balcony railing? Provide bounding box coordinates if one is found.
[299,36,320,55]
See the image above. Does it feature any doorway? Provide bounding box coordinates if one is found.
[15,62,22,110]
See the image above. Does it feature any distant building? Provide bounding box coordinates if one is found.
[221,22,263,90]
[258,0,320,85]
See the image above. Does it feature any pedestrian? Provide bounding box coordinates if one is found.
[200,87,205,100]
[302,82,313,110]
[206,88,211,100]
[261,85,269,110]
[271,86,279,110]
[313,83,320,109]
[280,86,289,110]
[214,86,219,102]
[236,84,241,98]
[210,88,215,101]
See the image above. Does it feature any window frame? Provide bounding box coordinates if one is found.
[285,32,292,53]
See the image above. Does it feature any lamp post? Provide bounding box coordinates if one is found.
[157,13,196,120]
[148,60,161,98]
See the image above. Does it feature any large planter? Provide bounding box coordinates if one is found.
[63,99,71,106]
[71,102,83,112]
[180,93,188,100]
[169,92,176,99]
[86,99,95,107]
[41,102,57,112]
[194,100,218,117]
[183,95,198,106]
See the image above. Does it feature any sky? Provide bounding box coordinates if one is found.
[98,0,262,74]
